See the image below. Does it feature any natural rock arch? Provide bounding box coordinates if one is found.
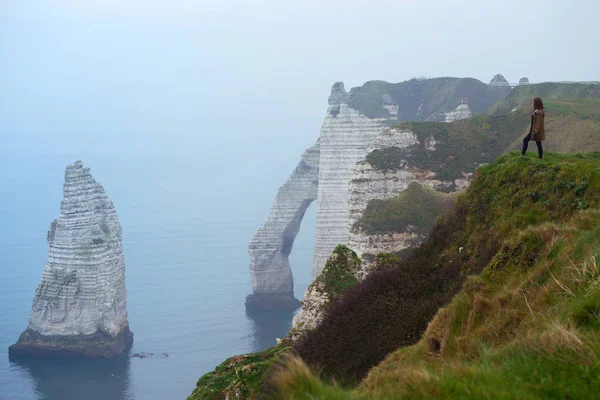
[245,142,319,310]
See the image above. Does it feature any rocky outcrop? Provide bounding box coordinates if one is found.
[289,245,361,342]
[489,74,510,87]
[246,142,319,310]
[9,161,132,358]
[444,103,473,122]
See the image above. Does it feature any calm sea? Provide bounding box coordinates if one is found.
[0,151,316,400]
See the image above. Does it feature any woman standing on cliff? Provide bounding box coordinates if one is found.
[521,96,545,159]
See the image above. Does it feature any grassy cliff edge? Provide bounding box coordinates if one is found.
[276,152,600,399]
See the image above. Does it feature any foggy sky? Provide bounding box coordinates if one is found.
[1,0,599,158]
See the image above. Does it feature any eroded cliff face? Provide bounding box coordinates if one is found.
[9,161,132,358]
[246,142,320,310]
[348,127,469,275]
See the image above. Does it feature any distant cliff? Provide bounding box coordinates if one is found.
[9,161,133,358]
[247,76,509,309]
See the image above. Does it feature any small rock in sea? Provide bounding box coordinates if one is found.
[130,352,154,359]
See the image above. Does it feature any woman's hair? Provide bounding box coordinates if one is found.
[533,96,544,110]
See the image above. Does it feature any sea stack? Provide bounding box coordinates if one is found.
[9,161,133,358]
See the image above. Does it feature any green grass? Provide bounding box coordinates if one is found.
[488,82,600,115]
[365,111,529,181]
[275,338,600,400]
[272,152,600,399]
[545,98,600,122]
[356,182,456,235]
[187,345,291,400]
[317,245,361,300]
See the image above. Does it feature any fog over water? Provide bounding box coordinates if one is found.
[1,1,598,399]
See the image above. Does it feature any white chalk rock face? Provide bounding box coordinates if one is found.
[444,103,473,122]
[246,142,320,310]
[9,161,133,358]
[313,84,389,276]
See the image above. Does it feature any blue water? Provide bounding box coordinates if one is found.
[0,151,316,400]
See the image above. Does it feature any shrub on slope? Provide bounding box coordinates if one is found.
[355,181,457,235]
[294,152,600,386]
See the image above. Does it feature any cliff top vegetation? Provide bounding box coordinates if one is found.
[355,181,456,235]
[365,84,600,184]
[488,82,600,115]
[279,152,600,399]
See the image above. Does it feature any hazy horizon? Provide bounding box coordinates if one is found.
[2,0,599,161]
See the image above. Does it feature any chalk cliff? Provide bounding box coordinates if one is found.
[248,77,509,309]
[9,161,133,358]
[313,84,389,277]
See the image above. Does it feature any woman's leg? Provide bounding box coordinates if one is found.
[522,132,532,155]
[536,141,543,159]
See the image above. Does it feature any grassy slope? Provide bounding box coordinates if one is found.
[355,181,457,235]
[187,346,291,400]
[366,96,600,182]
[508,98,600,153]
[487,82,600,153]
[488,82,600,115]
[277,152,600,399]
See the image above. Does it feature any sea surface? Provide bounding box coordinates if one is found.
[0,150,316,400]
